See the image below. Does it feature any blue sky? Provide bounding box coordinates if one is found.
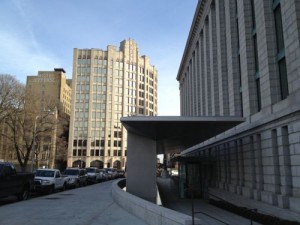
[0,0,197,115]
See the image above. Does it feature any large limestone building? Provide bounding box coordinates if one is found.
[176,0,300,216]
[68,39,158,169]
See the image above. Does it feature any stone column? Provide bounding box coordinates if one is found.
[126,132,157,203]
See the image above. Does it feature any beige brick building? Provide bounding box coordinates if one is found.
[27,68,72,116]
[68,39,158,169]
[26,68,71,169]
[177,0,300,218]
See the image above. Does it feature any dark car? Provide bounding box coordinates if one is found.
[0,162,34,200]
[117,169,125,178]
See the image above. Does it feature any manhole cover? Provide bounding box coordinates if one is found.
[44,197,60,200]
[60,193,74,196]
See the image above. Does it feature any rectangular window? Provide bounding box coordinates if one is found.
[251,0,261,112]
[273,1,288,99]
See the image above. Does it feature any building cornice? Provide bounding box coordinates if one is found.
[176,0,212,81]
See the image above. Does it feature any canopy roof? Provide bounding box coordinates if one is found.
[121,116,245,154]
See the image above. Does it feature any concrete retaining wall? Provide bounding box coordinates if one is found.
[112,179,201,225]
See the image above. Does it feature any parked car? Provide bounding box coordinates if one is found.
[0,162,34,200]
[34,169,68,194]
[102,168,113,180]
[117,169,125,178]
[106,168,118,179]
[86,167,101,184]
[99,169,110,181]
[63,168,87,188]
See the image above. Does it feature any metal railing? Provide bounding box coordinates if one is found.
[205,191,258,225]
[185,187,229,225]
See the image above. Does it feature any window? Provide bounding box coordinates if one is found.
[273,0,288,99]
[251,0,261,111]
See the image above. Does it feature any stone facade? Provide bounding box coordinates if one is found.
[177,0,300,214]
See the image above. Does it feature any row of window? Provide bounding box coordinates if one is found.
[73,139,122,147]
[72,149,125,157]
[78,60,156,78]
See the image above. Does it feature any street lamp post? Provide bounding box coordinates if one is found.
[31,115,39,172]
[30,107,57,171]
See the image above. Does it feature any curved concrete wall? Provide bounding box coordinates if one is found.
[112,179,201,225]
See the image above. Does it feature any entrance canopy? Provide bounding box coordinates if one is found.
[121,116,245,154]
[120,116,244,202]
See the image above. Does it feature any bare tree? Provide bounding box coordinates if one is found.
[0,75,69,171]
[0,74,24,123]
[55,114,69,171]
[2,88,58,172]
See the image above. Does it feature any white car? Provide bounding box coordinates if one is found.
[63,168,88,188]
[86,167,102,184]
[34,169,68,193]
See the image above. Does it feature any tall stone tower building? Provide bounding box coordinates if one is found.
[68,39,158,169]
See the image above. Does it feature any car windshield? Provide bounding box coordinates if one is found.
[35,170,55,177]
[64,169,79,175]
[86,168,95,173]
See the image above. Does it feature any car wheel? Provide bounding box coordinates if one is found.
[48,185,55,194]
[17,186,29,201]
[61,183,66,191]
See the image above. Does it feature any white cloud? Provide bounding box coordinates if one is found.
[0,31,61,82]
[0,0,62,82]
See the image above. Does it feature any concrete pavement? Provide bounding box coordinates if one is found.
[0,179,147,225]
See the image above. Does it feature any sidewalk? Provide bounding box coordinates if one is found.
[157,177,261,225]
[0,180,147,225]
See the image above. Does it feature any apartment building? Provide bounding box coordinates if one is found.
[177,0,300,215]
[68,39,158,169]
